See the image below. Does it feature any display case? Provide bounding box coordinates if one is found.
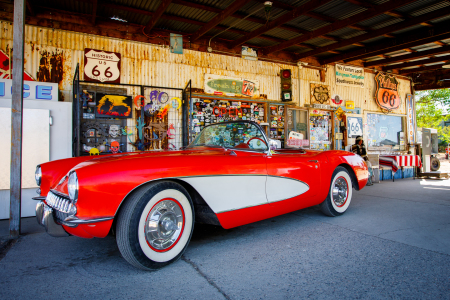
[286,107,309,148]
[189,98,267,143]
[268,104,286,147]
[309,109,333,151]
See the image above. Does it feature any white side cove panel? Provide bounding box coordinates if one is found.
[266,176,309,203]
[179,175,267,213]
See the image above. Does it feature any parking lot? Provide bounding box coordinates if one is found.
[1,176,449,299]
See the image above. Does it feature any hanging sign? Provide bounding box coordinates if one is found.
[335,64,364,88]
[84,48,121,83]
[204,74,260,98]
[310,83,330,104]
[374,72,401,111]
[406,93,416,144]
[241,46,258,61]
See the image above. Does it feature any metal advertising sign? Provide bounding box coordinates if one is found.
[310,83,330,104]
[347,116,363,138]
[406,93,416,144]
[84,48,121,83]
[204,74,260,98]
[335,64,364,88]
[374,72,401,111]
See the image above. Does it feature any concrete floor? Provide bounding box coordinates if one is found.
[1,177,449,299]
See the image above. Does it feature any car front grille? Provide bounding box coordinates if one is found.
[45,190,76,222]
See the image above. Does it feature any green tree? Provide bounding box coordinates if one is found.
[415,89,450,145]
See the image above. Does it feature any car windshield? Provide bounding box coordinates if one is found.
[189,122,269,152]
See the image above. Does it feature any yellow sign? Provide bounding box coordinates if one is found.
[335,106,345,119]
[345,101,355,110]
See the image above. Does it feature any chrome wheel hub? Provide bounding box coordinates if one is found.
[145,199,184,251]
[332,177,348,207]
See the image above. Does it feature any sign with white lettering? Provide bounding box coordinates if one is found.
[406,94,416,144]
[335,64,364,88]
[84,48,121,83]
[0,79,58,101]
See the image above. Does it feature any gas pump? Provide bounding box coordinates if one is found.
[422,128,440,172]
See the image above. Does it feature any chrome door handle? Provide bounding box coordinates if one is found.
[308,160,318,163]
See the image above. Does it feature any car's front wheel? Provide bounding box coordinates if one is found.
[116,181,194,270]
[320,167,353,217]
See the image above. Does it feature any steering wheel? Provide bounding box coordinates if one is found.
[247,137,268,148]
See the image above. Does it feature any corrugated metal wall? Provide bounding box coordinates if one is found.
[0,21,411,114]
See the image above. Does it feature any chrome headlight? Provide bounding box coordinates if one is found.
[68,172,79,203]
[35,166,42,186]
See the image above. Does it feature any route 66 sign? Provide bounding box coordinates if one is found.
[374,72,400,111]
[84,48,121,83]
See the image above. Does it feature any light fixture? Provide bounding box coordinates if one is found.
[442,61,450,68]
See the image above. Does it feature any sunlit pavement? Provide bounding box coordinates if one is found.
[1,176,449,299]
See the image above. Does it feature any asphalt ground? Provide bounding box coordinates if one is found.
[1,175,450,299]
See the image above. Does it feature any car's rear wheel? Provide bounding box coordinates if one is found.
[116,181,194,270]
[320,167,353,217]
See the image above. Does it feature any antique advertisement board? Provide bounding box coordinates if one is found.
[406,93,416,144]
[335,64,365,88]
[84,48,121,83]
[310,83,330,104]
[204,74,260,98]
[374,73,401,111]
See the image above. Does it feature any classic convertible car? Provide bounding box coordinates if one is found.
[35,121,368,270]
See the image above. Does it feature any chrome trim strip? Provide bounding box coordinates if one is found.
[50,189,70,199]
[63,216,114,225]
[32,196,46,201]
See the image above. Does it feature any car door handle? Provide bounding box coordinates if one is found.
[308,160,318,163]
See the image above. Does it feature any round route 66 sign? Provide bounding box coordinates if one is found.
[84,48,121,83]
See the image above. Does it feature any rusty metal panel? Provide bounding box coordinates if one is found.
[0,23,411,115]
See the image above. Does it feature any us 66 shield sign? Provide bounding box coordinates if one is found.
[84,49,121,83]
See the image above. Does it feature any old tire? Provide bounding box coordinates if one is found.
[320,167,353,217]
[430,157,440,171]
[116,181,194,270]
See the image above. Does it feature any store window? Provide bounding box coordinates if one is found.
[190,121,268,152]
[286,108,309,148]
[309,110,332,151]
[367,113,405,150]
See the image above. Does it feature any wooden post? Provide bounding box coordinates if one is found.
[10,0,26,239]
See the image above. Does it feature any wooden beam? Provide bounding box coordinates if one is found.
[321,20,450,65]
[26,0,34,16]
[399,64,446,75]
[415,81,450,91]
[365,44,450,67]
[190,0,251,42]
[383,55,450,71]
[92,0,97,25]
[144,0,173,34]
[263,0,417,55]
[403,48,416,53]
[10,0,26,239]
[294,3,450,61]
[229,0,334,49]
[434,41,446,46]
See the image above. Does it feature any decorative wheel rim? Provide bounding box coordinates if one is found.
[144,198,185,252]
[332,177,348,207]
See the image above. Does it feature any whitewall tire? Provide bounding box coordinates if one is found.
[320,167,353,217]
[116,181,194,270]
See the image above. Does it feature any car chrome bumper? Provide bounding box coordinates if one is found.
[36,201,70,237]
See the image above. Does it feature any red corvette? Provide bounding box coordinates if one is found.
[34,121,368,270]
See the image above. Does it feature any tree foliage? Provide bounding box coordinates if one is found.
[415,89,450,144]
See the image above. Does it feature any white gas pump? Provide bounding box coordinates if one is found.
[421,128,440,172]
